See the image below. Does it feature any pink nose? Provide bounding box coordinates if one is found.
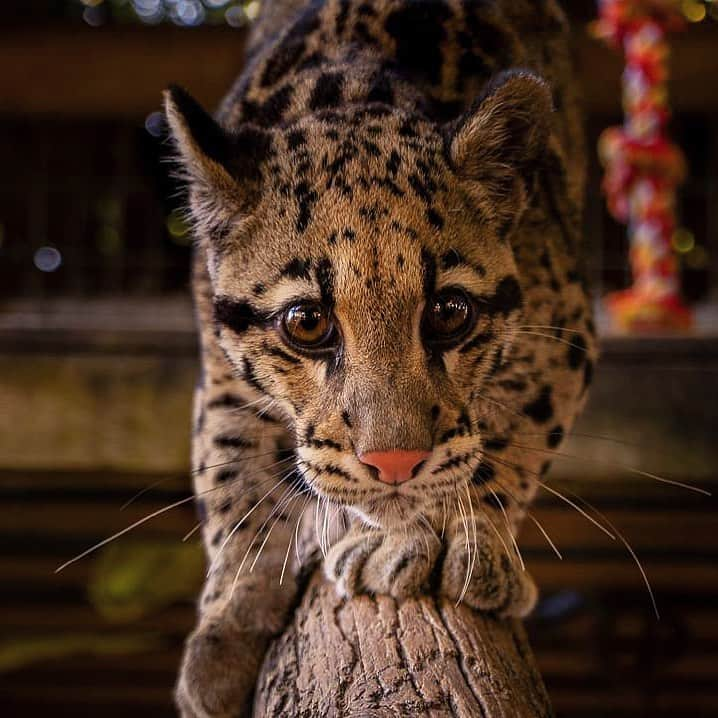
[359,450,431,486]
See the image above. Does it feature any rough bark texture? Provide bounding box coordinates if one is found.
[253,572,554,718]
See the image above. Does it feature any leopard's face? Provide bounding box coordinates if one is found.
[208,111,524,529]
[166,72,550,529]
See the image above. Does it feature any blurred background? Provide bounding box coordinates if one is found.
[0,1,716,716]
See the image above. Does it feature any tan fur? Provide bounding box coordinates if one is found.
[165,1,596,714]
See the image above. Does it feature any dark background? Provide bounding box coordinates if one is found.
[0,1,716,716]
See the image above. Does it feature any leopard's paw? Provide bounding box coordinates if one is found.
[325,528,440,601]
[175,622,268,718]
[441,517,537,618]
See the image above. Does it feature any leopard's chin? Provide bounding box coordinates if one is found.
[355,491,421,530]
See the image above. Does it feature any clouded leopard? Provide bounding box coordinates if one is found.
[164,0,596,714]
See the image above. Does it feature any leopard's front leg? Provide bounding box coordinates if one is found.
[325,507,536,618]
[440,509,537,617]
[176,382,308,717]
[324,523,442,600]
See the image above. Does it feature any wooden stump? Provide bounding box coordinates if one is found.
[253,572,554,717]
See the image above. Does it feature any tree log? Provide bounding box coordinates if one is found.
[253,571,553,717]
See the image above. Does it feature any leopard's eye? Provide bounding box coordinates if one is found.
[280,303,336,351]
[422,288,476,348]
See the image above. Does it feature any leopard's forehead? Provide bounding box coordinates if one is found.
[216,107,510,305]
[266,107,452,236]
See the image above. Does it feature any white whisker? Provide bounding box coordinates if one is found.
[507,441,712,497]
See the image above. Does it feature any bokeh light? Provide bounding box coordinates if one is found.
[33,247,63,273]
[672,227,696,254]
[682,0,708,22]
[75,0,263,26]
[144,110,165,138]
[166,210,192,244]
[82,5,106,25]
[71,1,718,27]
[225,5,246,26]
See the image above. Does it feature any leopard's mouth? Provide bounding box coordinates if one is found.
[361,491,419,527]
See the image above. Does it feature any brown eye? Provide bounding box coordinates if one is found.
[280,303,335,350]
[423,288,475,347]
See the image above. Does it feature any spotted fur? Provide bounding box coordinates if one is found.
[166,1,596,715]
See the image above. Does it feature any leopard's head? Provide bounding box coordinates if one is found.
[166,71,552,530]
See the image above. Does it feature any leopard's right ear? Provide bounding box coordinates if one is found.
[163,85,272,244]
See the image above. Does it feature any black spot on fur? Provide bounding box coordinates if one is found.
[567,333,587,369]
[315,257,335,308]
[298,51,325,71]
[260,2,321,86]
[411,460,427,478]
[214,435,255,449]
[441,249,464,269]
[335,0,350,35]
[231,126,274,182]
[430,405,440,421]
[286,129,307,150]
[353,21,376,45]
[483,492,508,510]
[421,248,437,300]
[294,181,319,232]
[362,140,381,157]
[309,72,345,110]
[484,436,509,451]
[242,357,268,395]
[388,553,413,584]
[427,208,444,229]
[483,276,523,316]
[215,469,237,484]
[583,359,594,391]
[498,378,526,392]
[457,41,491,90]
[267,345,302,365]
[281,257,312,281]
[384,1,451,85]
[386,150,401,175]
[547,425,564,448]
[439,428,457,444]
[407,173,433,203]
[357,2,376,16]
[472,460,495,485]
[523,386,554,424]
[207,393,244,410]
[367,72,395,105]
[306,435,343,452]
[399,119,417,138]
[194,407,205,434]
[341,410,352,428]
[213,297,259,335]
[242,84,294,126]
[252,282,266,296]
[261,39,306,88]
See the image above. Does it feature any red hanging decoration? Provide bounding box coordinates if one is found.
[594,0,692,332]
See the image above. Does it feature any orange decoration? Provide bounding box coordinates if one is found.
[594,0,692,332]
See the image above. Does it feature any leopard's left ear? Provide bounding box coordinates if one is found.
[163,85,272,248]
[445,70,553,235]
